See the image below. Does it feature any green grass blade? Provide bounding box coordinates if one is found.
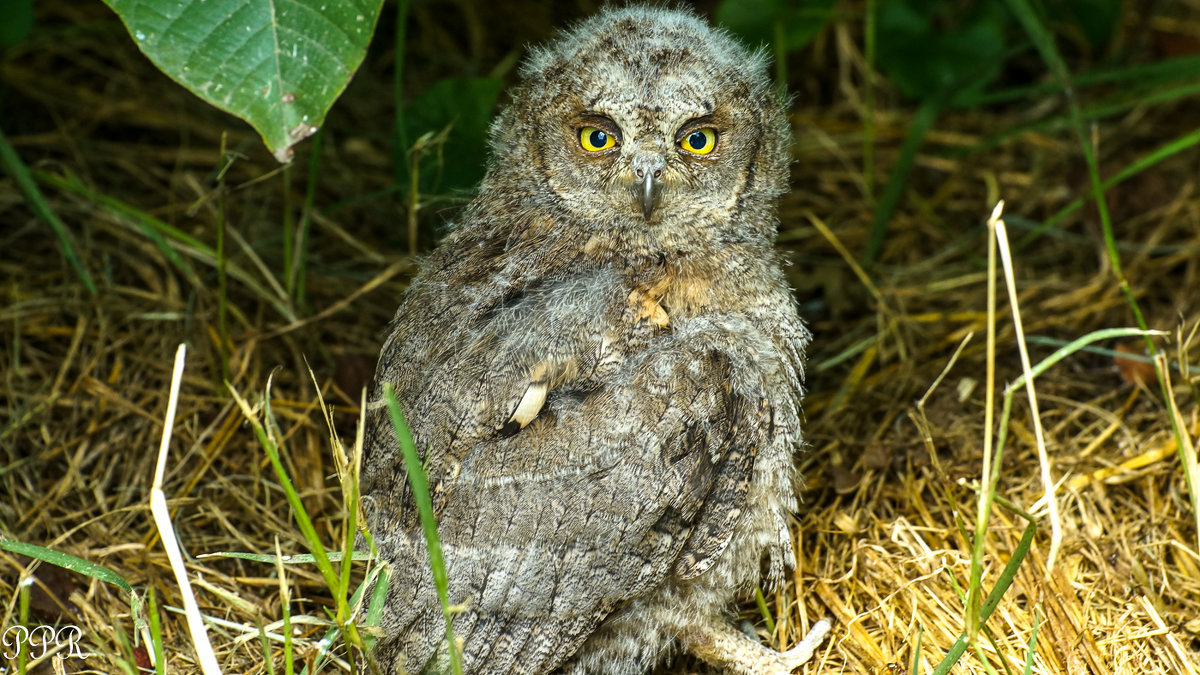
[0,536,133,596]
[910,622,922,674]
[754,586,776,636]
[963,53,1200,107]
[392,0,412,184]
[257,621,276,675]
[363,562,391,656]
[35,168,298,322]
[1016,125,1200,248]
[33,167,201,286]
[227,382,339,592]
[215,144,232,385]
[1022,607,1041,675]
[199,551,370,564]
[865,94,943,262]
[111,622,139,675]
[299,561,390,675]
[336,378,359,614]
[281,162,294,308]
[292,129,322,308]
[383,384,462,675]
[950,79,1200,160]
[863,0,876,207]
[148,586,166,675]
[1022,336,1200,375]
[0,128,97,295]
[18,574,30,674]
[1006,327,1166,392]
[931,518,1037,675]
[36,169,209,251]
[1003,0,1121,309]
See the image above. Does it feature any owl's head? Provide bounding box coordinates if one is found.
[482,6,791,256]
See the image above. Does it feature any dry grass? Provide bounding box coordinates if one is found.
[3,2,1200,674]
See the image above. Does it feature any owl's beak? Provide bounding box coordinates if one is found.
[630,153,665,220]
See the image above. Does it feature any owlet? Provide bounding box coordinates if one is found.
[363,6,827,674]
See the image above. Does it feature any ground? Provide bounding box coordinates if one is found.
[2,1,1199,674]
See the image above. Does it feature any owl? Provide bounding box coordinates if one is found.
[362,6,826,674]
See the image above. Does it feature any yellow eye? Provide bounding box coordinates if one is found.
[680,128,717,155]
[580,126,617,152]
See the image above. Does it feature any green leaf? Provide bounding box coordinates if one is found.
[102,0,385,163]
[402,77,503,195]
[715,0,835,52]
[876,0,1010,106]
[1046,0,1120,51]
[0,0,33,47]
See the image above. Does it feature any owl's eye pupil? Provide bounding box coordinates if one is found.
[579,126,618,152]
[680,127,717,155]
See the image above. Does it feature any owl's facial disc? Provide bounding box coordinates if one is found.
[623,122,720,220]
[498,6,790,251]
[574,115,670,220]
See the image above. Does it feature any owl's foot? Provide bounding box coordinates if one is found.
[681,616,830,675]
[777,618,832,670]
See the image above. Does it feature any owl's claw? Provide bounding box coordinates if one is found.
[504,362,550,432]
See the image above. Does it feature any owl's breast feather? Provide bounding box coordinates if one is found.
[630,248,770,322]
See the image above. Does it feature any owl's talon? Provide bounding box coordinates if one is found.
[504,362,550,430]
[507,379,548,429]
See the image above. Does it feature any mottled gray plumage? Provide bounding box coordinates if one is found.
[363,6,824,673]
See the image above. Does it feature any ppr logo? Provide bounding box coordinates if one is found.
[2,625,87,664]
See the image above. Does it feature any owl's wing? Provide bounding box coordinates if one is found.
[374,330,769,674]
